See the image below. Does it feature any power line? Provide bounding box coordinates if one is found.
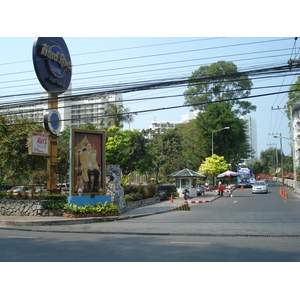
[2,87,300,128]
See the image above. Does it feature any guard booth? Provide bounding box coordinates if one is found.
[167,168,206,197]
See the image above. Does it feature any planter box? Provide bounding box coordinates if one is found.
[62,212,119,218]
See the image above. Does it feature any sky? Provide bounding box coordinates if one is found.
[1,36,298,157]
[0,2,299,159]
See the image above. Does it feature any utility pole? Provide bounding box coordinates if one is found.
[267,143,278,175]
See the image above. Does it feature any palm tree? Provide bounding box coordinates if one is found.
[103,104,134,128]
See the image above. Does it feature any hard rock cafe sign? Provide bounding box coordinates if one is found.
[33,37,72,95]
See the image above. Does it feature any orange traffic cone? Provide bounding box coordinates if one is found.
[170,194,173,203]
[280,187,283,196]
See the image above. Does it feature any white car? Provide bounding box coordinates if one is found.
[6,186,30,196]
[252,181,268,194]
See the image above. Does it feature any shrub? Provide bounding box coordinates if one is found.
[124,184,156,200]
[144,184,156,198]
[64,202,120,215]
[42,198,68,210]
[124,192,143,202]
[124,185,140,194]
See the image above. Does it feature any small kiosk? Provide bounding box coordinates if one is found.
[167,168,206,197]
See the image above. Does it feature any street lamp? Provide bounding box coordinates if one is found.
[212,127,230,156]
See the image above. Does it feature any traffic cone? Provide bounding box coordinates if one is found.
[170,194,173,203]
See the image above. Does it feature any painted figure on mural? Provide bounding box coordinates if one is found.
[79,142,100,192]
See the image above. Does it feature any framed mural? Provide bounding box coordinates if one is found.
[71,129,106,196]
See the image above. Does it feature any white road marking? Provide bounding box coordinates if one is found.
[170,242,211,245]
[7,236,37,239]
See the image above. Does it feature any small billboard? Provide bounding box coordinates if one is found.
[28,132,49,156]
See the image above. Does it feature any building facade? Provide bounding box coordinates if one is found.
[241,115,258,162]
[0,92,123,131]
[291,103,300,169]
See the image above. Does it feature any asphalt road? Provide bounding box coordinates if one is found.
[1,181,300,262]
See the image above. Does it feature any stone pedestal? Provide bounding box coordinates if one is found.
[106,165,126,212]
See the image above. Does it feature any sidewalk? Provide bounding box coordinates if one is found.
[0,193,220,227]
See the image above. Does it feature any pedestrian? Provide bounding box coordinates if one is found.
[218,184,225,196]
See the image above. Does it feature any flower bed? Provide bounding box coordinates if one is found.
[62,212,119,218]
[63,202,120,218]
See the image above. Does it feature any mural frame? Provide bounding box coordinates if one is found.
[71,129,106,196]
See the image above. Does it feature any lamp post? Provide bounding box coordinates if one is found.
[212,127,230,156]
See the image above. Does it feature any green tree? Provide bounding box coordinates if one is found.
[184,61,255,116]
[148,127,183,183]
[195,101,252,169]
[176,119,202,170]
[106,126,152,175]
[199,154,228,181]
[0,116,46,182]
[103,104,134,128]
[286,75,300,117]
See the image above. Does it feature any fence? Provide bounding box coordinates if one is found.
[273,177,300,194]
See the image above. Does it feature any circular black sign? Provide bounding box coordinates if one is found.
[33,37,72,95]
[44,109,62,135]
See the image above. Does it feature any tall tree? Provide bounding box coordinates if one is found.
[176,119,202,170]
[286,74,300,117]
[184,61,255,116]
[148,127,183,183]
[103,104,133,128]
[106,126,152,175]
[195,101,252,169]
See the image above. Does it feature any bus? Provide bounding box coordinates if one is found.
[237,168,255,187]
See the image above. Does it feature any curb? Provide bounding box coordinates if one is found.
[184,196,221,204]
[0,204,189,227]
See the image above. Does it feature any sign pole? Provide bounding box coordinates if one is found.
[47,93,58,194]
[33,37,72,194]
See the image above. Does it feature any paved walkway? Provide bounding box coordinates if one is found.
[0,193,220,227]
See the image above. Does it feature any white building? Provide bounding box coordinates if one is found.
[0,92,123,132]
[149,120,181,131]
[240,115,258,162]
[149,109,200,131]
[291,103,300,169]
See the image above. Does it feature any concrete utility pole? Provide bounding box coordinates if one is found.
[288,59,300,66]
[267,143,278,174]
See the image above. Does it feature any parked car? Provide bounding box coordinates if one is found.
[252,181,268,194]
[25,186,47,195]
[156,184,177,200]
[6,186,30,196]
